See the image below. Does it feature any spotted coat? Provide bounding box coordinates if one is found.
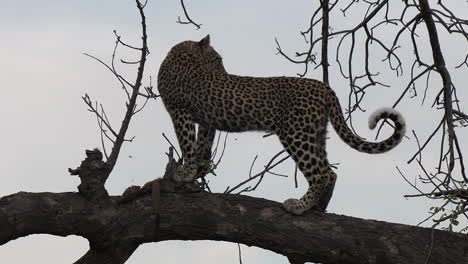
[157,35,406,215]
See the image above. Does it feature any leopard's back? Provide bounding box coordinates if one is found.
[185,74,329,133]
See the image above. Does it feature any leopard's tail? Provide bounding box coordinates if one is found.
[327,89,406,154]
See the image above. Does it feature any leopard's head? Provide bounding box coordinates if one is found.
[169,35,226,73]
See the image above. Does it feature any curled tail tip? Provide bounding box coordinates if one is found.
[368,107,389,129]
[368,107,405,131]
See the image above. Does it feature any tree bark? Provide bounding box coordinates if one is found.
[74,244,138,264]
[1,182,466,264]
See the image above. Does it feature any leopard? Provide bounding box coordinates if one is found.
[157,35,406,215]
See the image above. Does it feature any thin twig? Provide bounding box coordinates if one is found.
[225,150,289,194]
[162,133,181,159]
[177,0,201,29]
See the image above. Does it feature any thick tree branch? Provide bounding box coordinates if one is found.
[321,0,330,85]
[418,0,460,178]
[74,244,138,264]
[1,185,466,264]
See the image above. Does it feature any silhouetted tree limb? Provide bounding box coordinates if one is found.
[83,0,151,174]
[1,176,467,264]
[74,244,138,264]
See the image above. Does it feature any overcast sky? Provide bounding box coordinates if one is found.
[1,1,467,263]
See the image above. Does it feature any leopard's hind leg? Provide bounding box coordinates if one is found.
[317,166,336,212]
[277,109,337,215]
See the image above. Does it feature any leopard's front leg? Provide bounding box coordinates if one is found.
[170,108,198,183]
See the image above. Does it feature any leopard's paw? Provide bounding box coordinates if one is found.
[283,198,307,215]
[173,166,197,183]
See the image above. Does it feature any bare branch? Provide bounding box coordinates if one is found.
[82,94,118,138]
[177,0,201,29]
[105,0,150,174]
[225,150,289,194]
[162,133,181,159]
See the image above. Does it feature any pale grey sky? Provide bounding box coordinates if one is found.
[1,1,467,263]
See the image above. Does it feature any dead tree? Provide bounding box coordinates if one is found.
[1,1,467,264]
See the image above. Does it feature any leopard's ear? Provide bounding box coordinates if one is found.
[199,34,211,49]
